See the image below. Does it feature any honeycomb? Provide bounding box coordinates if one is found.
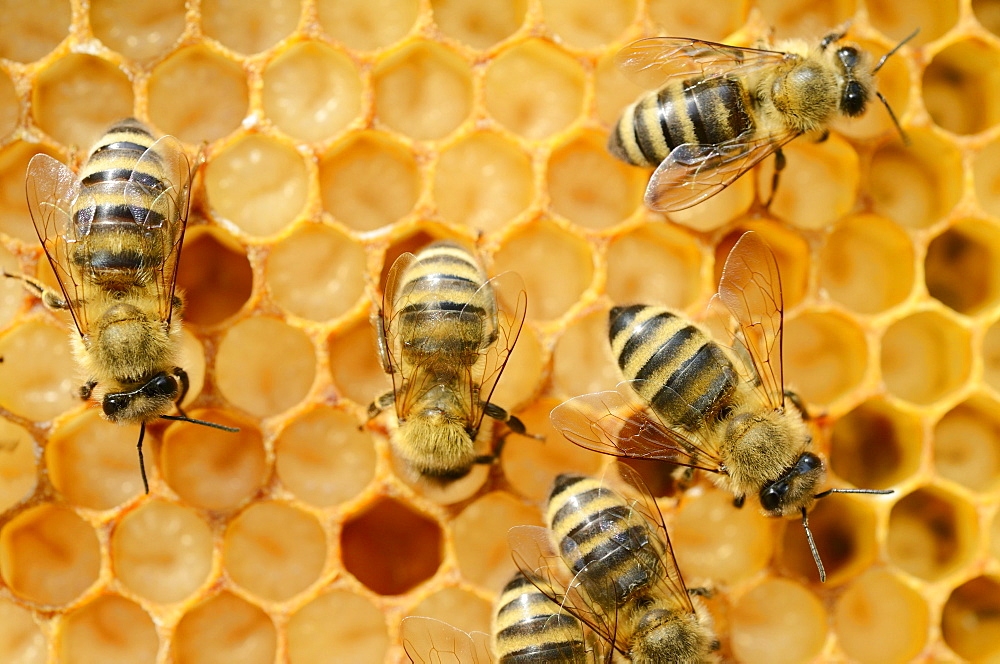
[0,0,998,662]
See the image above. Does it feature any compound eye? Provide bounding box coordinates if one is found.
[103,392,130,418]
[798,452,823,472]
[760,483,786,512]
[148,373,177,398]
[837,46,859,68]
[841,81,866,116]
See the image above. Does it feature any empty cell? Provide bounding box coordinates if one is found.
[316,0,418,51]
[0,0,69,62]
[320,132,419,231]
[394,452,491,506]
[175,228,252,326]
[275,406,376,507]
[0,321,78,422]
[0,417,34,512]
[0,143,57,243]
[484,40,585,140]
[868,0,956,46]
[0,504,100,605]
[430,0,525,50]
[0,599,44,664]
[647,0,747,42]
[606,224,702,311]
[594,51,646,129]
[834,568,929,664]
[408,588,493,637]
[984,318,1000,393]
[830,398,922,490]
[766,134,858,230]
[202,0,299,54]
[0,248,22,328]
[548,131,645,229]
[205,135,308,237]
[540,0,635,50]
[433,132,534,233]
[868,129,962,230]
[925,39,1000,135]
[373,42,472,140]
[880,311,971,406]
[90,0,186,61]
[454,492,543,592]
[263,42,362,143]
[160,411,266,510]
[59,595,158,664]
[287,590,388,664]
[756,0,855,38]
[975,0,1000,37]
[174,592,276,664]
[0,70,17,139]
[111,500,213,604]
[714,224,810,310]
[933,396,1000,492]
[975,137,1000,218]
[33,55,133,148]
[177,330,206,409]
[340,496,442,595]
[730,578,827,664]
[888,485,977,581]
[820,213,914,315]
[784,310,867,406]
[779,494,880,585]
[941,575,1000,661]
[926,219,1000,315]
[328,316,390,406]
[149,46,248,143]
[486,322,543,414]
[668,175,755,232]
[552,306,621,398]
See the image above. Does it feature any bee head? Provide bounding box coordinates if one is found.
[103,371,179,424]
[758,452,826,516]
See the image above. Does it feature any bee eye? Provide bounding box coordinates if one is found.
[841,81,866,116]
[103,392,130,417]
[837,46,860,68]
[798,452,822,472]
[146,373,177,398]
[760,483,786,512]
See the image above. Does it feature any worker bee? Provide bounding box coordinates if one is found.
[4,118,237,493]
[369,241,532,484]
[550,231,892,581]
[608,27,917,211]
[509,468,718,663]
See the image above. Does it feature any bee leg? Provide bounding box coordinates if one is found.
[814,129,830,143]
[367,391,395,421]
[482,402,543,440]
[676,466,696,490]
[763,148,786,209]
[733,495,746,509]
[783,389,811,419]
[687,586,714,598]
[79,380,97,401]
[2,271,68,311]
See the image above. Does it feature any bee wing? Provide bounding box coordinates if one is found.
[380,251,419,418]
[25,153,90,335]
[550,380,725,472]
[124,134,192,326]
[615,37,792,90]
[645,129,799,212]
[400,616,494,664]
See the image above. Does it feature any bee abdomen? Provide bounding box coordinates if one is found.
[494,573,589,664]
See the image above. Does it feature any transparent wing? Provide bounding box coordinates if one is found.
[550,380,725,473]
[400,616,494,664]
[380,251,418,418]
[644,130,799,212]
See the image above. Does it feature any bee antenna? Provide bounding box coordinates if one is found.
[814,487,894,499]
[801,507,826,583]
[159,414,240,433]
[873,28,919,74]
[876,90,910,145]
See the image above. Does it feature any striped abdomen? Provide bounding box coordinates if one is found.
[609,305,737,431]
[493,572,589,664]
[609,77,755,167]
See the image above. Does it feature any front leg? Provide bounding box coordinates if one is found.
[3,271,68,311]
[79,380,97,401]
[367,390,395,421]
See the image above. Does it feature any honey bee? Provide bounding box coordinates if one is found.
[3,118,237,493]
[550,231,892,581]
[608,28,917,211]
[369,241,533,483]
[509,468,719,663]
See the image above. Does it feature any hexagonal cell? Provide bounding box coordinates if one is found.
[887,485,977,581]
[262,42,362,143]
[540,0,634,50]
[0,0,70,62]
[59,595,158,663]
[606,223,702,311]
[341,496,442,595]
[975,136,1000,218]
[393,452,491,506]
[784,310,867,406]
[484,40,585,140]
[202,0,299,54]
[204,135,308,237]
[941,575,1000,661]
[0,70,18,140]
[713,224,810,310]
[868,0,957,47]
[174,592,276,664]
[160,411,267,511]
[487,322,543,413]
[287,590,389,664]
[0,143,59,243]
[880,310,971,406]
[454,492,543,592]
[275,406,376,507]
[820,213,914,315]
[316,0,418,51]
[0,599,44,664]
[730,578,827,664]
[493,219,593,322]
[548,131,645,230]
[868,129,963,230]
[373,41,472,141]
[975,0,1000,37]
[149,45,248,143]
[178,329,206,409]
[90,0,186,61]
[983,318,1000,393]
[266,223,365,322]
[594,50,647,130]
[33,55,133,147]
[834,568,930,664]
[430,0,524,50]
[111,500,213,604]
[0,320,78,421]
[329,316,390,406]
[0,417,35,512]
[756,0,855,38]
[408,588,493,637]
[926,219,1000,316]
[924,40,1000,135]
[320,132,419,231]
[993,508,1000,562]
[647,0,746,42]
[830,398,922,490]
[552,306,621,398]
[933,396,1000,492]
[175,227,252,326]
[763,134,857,230]
[0,504,100,605]
[433,132,534,233]
[224,501,326,602]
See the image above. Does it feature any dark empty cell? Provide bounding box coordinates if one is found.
[176,229,253,325]
[617,458,681,498]
[778,494,878,584]
[830,399,921,489]
[341,497,443,595]
[378,231,444,290]
[941,576,1000,660]
[974,0,1000,36]
[925,222,1000,315]
[887,487,975,581]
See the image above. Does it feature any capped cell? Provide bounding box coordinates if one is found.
[90,0,186,61]
[454,492,542,592]
[316,0,418,51]
[606,223,701,311]
[0,0,70,62]
[926,219,1000,316]
[0,417,35,512]
[923,39,1000,135]
[0,320,78,422]
[59,595,158,664]
[888,485,977,581]
[202,0,299,54]
[174,592,276,664]
[731,578,827,664]
[784,310,867,407]
[941,575,1000,661]
[880,310,971,406]
[430,0,525,50]
[933,396,1000,492]
[540,0,634,50]
[830,397,923,490]
[0,599,44,664]
[287,590,388,664]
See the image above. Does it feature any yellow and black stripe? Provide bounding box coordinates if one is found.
[493,571,589,664]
